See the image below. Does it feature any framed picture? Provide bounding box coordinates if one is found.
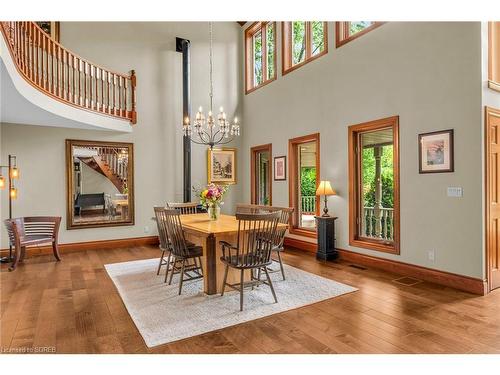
[35,22,60,42]
[208,148,237,184]
[418,129,454,173]
[274,155,286,180]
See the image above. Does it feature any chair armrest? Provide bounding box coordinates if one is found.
[219,240,238,259]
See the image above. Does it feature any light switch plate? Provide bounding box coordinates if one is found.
[447,187,463,197]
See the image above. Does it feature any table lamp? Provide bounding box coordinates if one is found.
[315,180,336,217]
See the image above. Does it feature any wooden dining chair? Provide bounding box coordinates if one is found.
[166,202,199,215]
[4,216,61,272]
[235,204,293,280]
[158,207,204,295]
[219,211,280,311]
[154,206,174,282]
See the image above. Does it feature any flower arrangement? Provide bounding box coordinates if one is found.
[195,183,228,220]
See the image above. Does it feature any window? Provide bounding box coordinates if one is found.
[289,133,320,237]
[282,22,328,75]
[348,116,400,254]
[251,144,272,205]
[489,22,500,92]
[245,22,276,94]
[335,22,384,48]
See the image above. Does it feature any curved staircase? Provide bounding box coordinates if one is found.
[0,21,137,131]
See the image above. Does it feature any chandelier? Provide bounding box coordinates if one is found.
[182,22,240,149]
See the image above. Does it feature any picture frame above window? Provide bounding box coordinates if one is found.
[208,148,237,184]
[245,21,277,94]
[274,155,286,181]
[418,129,454,174]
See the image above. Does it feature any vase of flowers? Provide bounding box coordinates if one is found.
[196,183,228,221]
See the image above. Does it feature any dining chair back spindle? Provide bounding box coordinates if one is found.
[219,211,281,311]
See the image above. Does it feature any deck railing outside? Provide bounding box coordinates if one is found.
[301,196,316,214]
[363,207,394,240]
[0,21,137,124]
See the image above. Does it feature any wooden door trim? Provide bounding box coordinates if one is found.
[288,133,320,237]
[348,116,400,255]
[485,106,500,293]
[250,143,273,205]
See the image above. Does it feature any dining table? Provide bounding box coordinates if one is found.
[180,213,287,295]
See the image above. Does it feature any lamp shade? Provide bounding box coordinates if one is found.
[0,175,5,189]
[316,180,336,196]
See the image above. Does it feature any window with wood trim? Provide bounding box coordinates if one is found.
[251,144,272,205]
[335,22,384,48]
[489,22,500,92]
[282,22,328,75]
[348,116,400,254]
[289,133,320,237]
[245,22,276,94]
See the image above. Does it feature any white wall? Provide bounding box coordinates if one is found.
[241,22,484,278]
[80,162,120,196]
[1,22,243,247]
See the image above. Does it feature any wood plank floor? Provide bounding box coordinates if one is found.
[1,245,500,354]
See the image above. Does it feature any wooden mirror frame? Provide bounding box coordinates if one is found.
[65,139,135,230]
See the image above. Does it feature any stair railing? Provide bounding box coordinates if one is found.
[0,21,137,124]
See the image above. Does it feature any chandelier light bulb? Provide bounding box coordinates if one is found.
[234,117,238,124]
[198,106,203,112]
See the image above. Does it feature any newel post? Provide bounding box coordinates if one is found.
[130,69,137,124]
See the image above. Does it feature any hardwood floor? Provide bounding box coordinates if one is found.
[1,245,500,354]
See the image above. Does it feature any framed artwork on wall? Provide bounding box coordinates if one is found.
[207,148,237,184]
[274,155,286,180]
[418,129,454,173]
[35,21,60,42]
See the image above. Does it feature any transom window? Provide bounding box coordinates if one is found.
[245,22,276,94]
[336,22,384,48]
[282,22,328,75]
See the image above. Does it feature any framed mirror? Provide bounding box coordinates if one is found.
[66,139,134,229]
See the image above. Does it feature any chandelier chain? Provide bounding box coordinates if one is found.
[209,22,213,112]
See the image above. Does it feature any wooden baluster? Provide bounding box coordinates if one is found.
[72,55,77,104]
[119,76,123,117]
[83,61,87,107]
[28,22,33,81]
[31,23,35,82]
[19,23,24,73]
[94,66,99,111]
[34,24,38,83]
[57,45,61,98]
[100,69,105,113]
[112,73,117,116]
[389,211,394,240]
[106,71,111,114]
[51,40,56,94]
[124,76,129,117]
[65,51,70,101]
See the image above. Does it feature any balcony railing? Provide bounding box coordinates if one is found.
[0,21,137,124]
[301,196,316,214]
[363,207,394,241]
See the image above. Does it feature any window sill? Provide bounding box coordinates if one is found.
[488,80,500,93]
[349,237,399,255]
[335,22,385,48]
[289,226,317,238]
[245,77,276,95]
[282,50,328,76]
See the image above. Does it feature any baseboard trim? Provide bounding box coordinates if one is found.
[0,236,159,257]
[284,237,317,253]
[284,237,486,295]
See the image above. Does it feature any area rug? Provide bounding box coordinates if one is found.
[105,258,357,347]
